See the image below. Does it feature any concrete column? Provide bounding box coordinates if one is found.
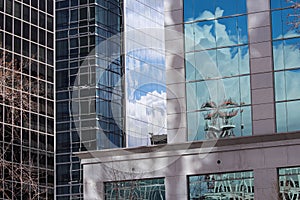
[247,0,276,135]
[254,168,279,200]
[165,0,187,143]
[165,175,188,200]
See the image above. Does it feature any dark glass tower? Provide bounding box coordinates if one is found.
[55,0,165,198]
[0,0,55,199]
[55,0,123,198]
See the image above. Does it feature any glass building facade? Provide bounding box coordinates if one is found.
[271,0,300,133]
[104,178,165,200]
[189,171,254,199]
[56,0,123,198]
[0,0,55,199]
[125,0,166,147]
[55,0,165,198]
[184,0,252,141]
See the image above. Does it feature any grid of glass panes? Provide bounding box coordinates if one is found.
[271,0,300,133]
[105,178,165,200]
[125,0,166,147]
[184,0,252,141]
[278,166,300,200]
[0,0,54,199]
[189,171,254,200]
[55,0,123,199]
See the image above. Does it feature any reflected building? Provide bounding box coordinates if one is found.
[77,0,300,199]
[55,0,165,199]
[0,0,55,199]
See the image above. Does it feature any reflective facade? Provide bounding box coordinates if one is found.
[78,0,300,199]
[189,171,254,199]
[104,178,165,199]
[0,0,54,199]
[272,0,300,132]
[279,166,300,199]
[125,0,166,147]
[184,0,252,141]
[56,0,122,199]
[55,0,165,198]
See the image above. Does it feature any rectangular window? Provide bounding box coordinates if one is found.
[189,171,254,199]
[278,166,300,199]
[184,0,251,141]
[105,178,165,200]
[271,0,300,133]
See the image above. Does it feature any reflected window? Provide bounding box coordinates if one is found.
[184,0,247,22]
[189,171,254,200]
[272,0,300,133]
[184,0,251,141]
[276,101,300,132]
[279,166,300,199]
[105,178,165,200]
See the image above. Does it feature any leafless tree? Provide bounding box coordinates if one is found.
[0,51,47,199]
[0,138,47,200]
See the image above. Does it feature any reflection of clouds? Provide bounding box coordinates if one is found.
[272,8,300,40]
[287,101,300,131]
[275,69,300,101]
[278,101,300,132]
[285,70,300,100]
[185,6,252,140]
[127,91,167,147]
[273,39,300,71]
[125,0,166,147]
[185,7,247,52]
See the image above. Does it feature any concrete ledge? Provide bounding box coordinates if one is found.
[76,131,300,162]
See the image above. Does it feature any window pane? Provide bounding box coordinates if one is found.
[189,171,254,199]
[105,178,165,200]
[278,166,300,199]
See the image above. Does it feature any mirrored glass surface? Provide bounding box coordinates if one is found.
[275,71,286,101]
[287,101,300,131]
[272,9,300,39]
[285,69,300,100]
[278,166,300,199]
[105,178,165,200]
[189,171,254,199]
[271,0,296,9]
[276,102,288,132]
[273,38,300,70]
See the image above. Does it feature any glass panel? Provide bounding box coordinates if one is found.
[284,38,300,70]
[275,71,286,101]
[105,178,165,200]
[287,101,300,131]
[237,15,248,44]
[191,0,216,21]
[216,17,238,47]
[195,20,216,50]
[184,0,247,22]
[279,166,300,199]
[216,0,238,16]
[273,40,284,70]
[271,0,295,9]
[187,74,251,141]
[189,171,254,199]
[276,102,287,133]
[285,69,300,100]
[217,47,239,77]
[272,9,300,40]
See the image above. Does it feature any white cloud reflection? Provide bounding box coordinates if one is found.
[127,90,167,147]
[124,1,166,147]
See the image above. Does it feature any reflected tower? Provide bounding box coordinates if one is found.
[55,0,165,199]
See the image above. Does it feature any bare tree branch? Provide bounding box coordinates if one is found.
[0,51,47,199]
